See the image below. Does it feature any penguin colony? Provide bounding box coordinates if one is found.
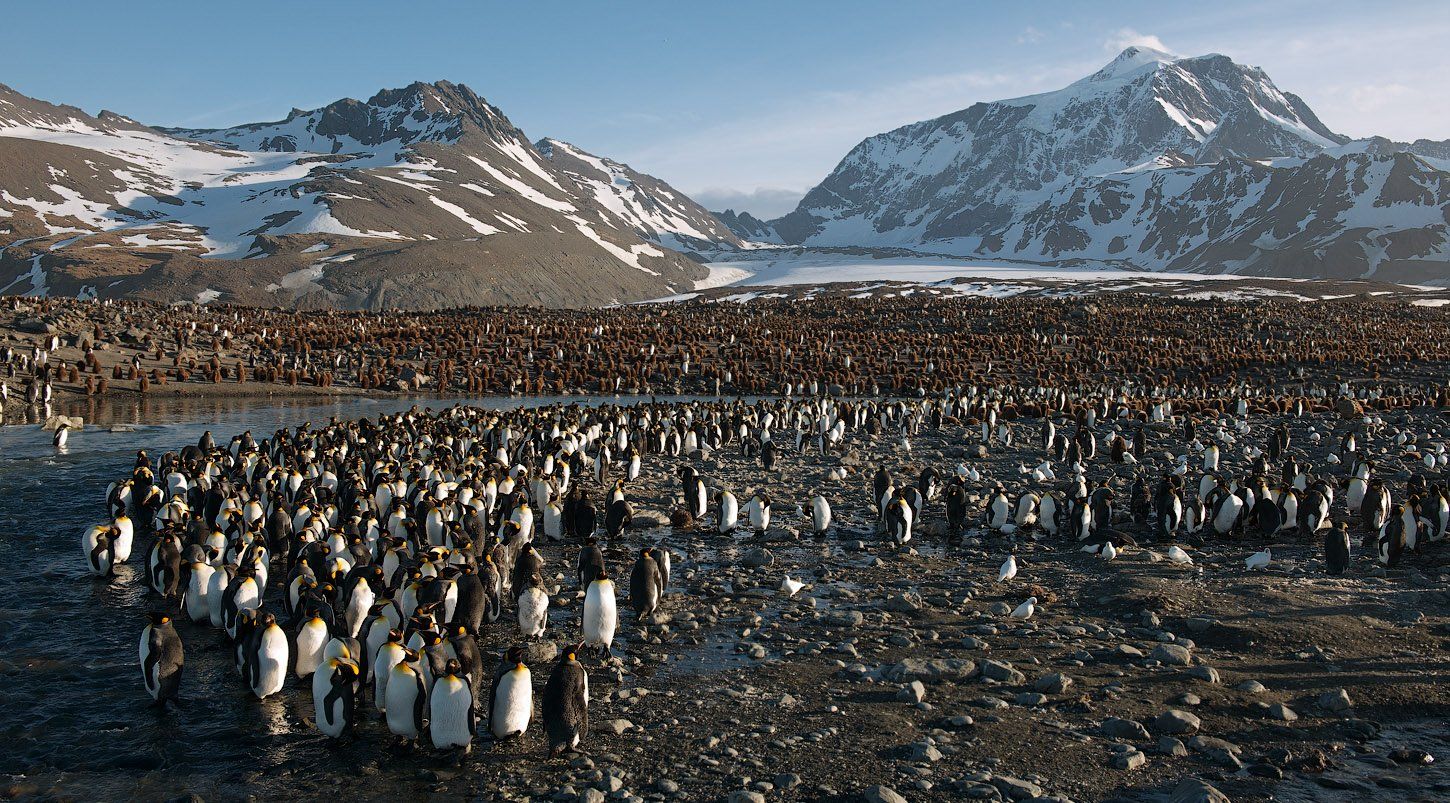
[6,291,1450,421]
[90,379,1450,764]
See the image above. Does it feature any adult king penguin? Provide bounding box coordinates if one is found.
[542,645,589,757]
[140,612,183,707]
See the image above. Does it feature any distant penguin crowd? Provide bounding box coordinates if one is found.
[89,378,1450,759]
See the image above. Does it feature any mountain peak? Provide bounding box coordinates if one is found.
[1083,45,1180,84]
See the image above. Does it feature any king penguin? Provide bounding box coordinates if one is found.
[140,611,184,707]
[488,646,533,740]
[542,644,589,757]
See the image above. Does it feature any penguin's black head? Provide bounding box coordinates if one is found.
[147,611,171,626]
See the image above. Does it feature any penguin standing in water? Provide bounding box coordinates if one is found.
[53,422,70,450]
[1325,522,1351,576]
[541,644,589,757]
[429,659,476,758]
[245,611,289,699]
[630,548,663,620]
[488,646,533,741]
[84,525,116,577]
[312,657,360,739]
[583,571,617,658]
[140,612,183,707]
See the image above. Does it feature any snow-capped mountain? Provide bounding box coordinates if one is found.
[766,47,1450,281]
[0,81,706,308]
[714,209,783,244]
[535,138,741,253]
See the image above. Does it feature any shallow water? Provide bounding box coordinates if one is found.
[0,392,713,798]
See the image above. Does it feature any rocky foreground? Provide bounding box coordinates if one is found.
[55,399,1450,803]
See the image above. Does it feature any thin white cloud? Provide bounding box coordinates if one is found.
[1103,28,1176,56]
[1017,26,1045,45]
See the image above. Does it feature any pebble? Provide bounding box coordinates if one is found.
[897,681,927,704]
[1113,750,1147,770]
[1034,673,1074,694]
[1153,710,1201,735]
[862,785,909,803]
[1158,736,1188,756]
[1319,688,1353,712]
[1152,643,1192,666]
[1102,717,1151,741]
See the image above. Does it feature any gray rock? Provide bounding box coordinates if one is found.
[1113,750,1147,770]
[1267,703,1299,721]
[1152,643,1192,666]
[1153,709,1201,735]
[775,774,801,790]
[827,611,865,628]
[1319,688,1353,712]
[887,658,977,683]
[885,592,924,613]
[1102,717,1151,741]
[1236,679,1267,693]
[1185,617,1216,633]
[525,641,560,664]
[1158,736,1189,756]
[1014,692,1048,707]
[862,785,909,803]
[911,742,943,762]
[579,788,606,803]
[981,659,1024,683]
[742,548,774,568]
[1169,778,1231,803]
[989,776,1043,800]
[1034,672,1074,694]
[1185,665,1220,684]
[599,719,634,735]
[728,793,765,803]
[897,681,927,704]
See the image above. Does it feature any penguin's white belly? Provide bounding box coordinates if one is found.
[374,648,405,712]
[345,586,374,638]
[583,588,617,648]
[252,629,289,698]
[139,627,159,698]
[185,566,213,621]
[294,622,329,677]
[386,670,423,737]
[492,670,532,737]
[518,589,549,637]
[429,677,473,749]
[206,572,231,628]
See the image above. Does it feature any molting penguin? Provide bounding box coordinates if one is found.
[140,612,184,707]
[517,574,549,640]
[542,644,589,757]
[488,646,532,740]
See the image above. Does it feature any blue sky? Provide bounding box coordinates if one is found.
[3,1,1446,217]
